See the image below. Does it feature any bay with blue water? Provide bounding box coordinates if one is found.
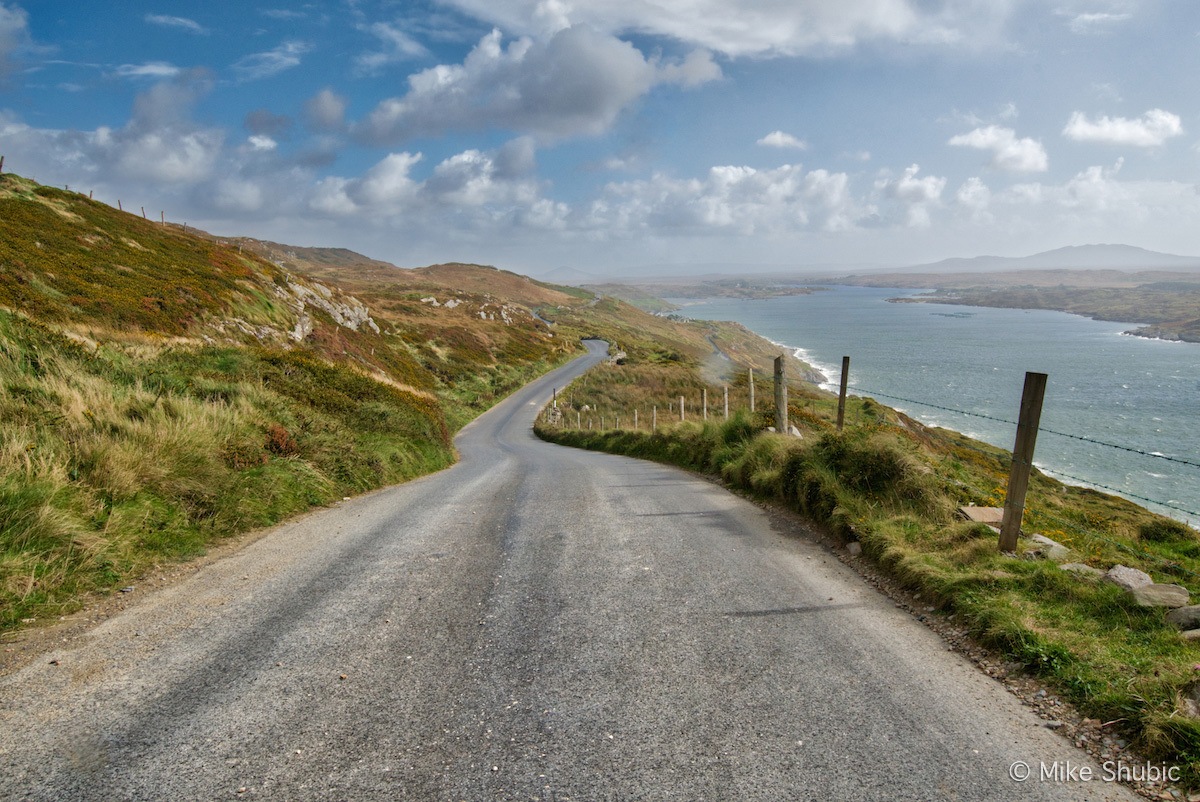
[680,286,1200,522]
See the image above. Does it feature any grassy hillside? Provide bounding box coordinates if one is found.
[537,356,1200,783]
[0,173,576,630]
[0,172,821,634]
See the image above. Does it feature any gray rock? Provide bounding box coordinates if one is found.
[1028,534,1071,561]
[958,506,1004,525]
[1166,605,1200,630]
[846,542,862,557]
[1060,563,1104,578]
[1104,564,1154,591]
[1130,583,1190,608]
[1179,629,1200,642]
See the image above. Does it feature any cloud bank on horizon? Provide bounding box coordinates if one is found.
[1,0,1197,274]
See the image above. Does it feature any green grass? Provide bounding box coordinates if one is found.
[0,172,595,634]
[538,389,1200,784]
[0,307,457,630]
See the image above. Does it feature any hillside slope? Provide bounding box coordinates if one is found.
[0,172,823,632]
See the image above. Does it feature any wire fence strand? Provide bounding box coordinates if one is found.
[848,383,1200,470]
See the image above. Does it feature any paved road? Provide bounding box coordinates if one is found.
[1,341,1139,801]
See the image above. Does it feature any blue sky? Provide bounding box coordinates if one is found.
[1,1,1198,276]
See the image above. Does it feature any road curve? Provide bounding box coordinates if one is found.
[1,341,1138,801]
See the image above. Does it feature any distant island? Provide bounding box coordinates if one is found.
[824,245,1200,344]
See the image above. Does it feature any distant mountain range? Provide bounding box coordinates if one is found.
[897,244,1200,274]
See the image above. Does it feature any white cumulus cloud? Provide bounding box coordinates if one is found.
[304,88,348,133]
[585,162,868,237]
[1066,11,1132,34]
[875,164,945,227]
[1062,109,1183,147]
[757,131,808,150]
[355,25,695,144]
[438,0,1017,57]
[948,125,1048,172]
[0,2,31,78]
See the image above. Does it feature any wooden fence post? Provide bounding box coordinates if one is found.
[703,388,708,421]
[679,395,685,422]
[774,355,787,434]
[724,385,729,419]
[999,372,1048,552]
[634,409,638,429]
[653,406,657,432]
[836,356,850,431]
[749,368,755,412]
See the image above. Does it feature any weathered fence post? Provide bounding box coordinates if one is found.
[0,155,5,173]
[653,406,657,432]
[723,385,729,419]
[679,395,685,422]
[702,388,708,421]
[749,367,755,412]
[999,372,1048,553]
[634,409,638,429]
[601,415,606,430]
[836,356,850,431]
[577,411,581,429]
[774,355,788,434]
[552,387,557,409]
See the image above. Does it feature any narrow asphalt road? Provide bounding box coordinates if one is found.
[1,341,1139,801]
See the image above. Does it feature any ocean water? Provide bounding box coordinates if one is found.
[680,286,1200,522]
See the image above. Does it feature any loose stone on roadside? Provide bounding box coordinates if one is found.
[1060,563,1104,577]
[1166,605,1200,630]
[1104,564,1154,591]
[1130,583,1190,608]
[1024,534,1071,561]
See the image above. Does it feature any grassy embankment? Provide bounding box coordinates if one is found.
[0,173,577,631]
[536,335,1200,782]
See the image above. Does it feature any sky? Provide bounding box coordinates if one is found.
[1,1,1198,277]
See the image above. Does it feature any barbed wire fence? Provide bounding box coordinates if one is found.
[543,355,1199,574]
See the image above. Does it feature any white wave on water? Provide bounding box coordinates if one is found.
[788,344,839,388]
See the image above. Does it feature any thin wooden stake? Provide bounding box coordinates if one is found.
[836,356,850,431]
[999,372,1048,553]
[774,355,788,434]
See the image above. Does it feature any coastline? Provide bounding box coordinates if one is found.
[676,288,1200,523]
